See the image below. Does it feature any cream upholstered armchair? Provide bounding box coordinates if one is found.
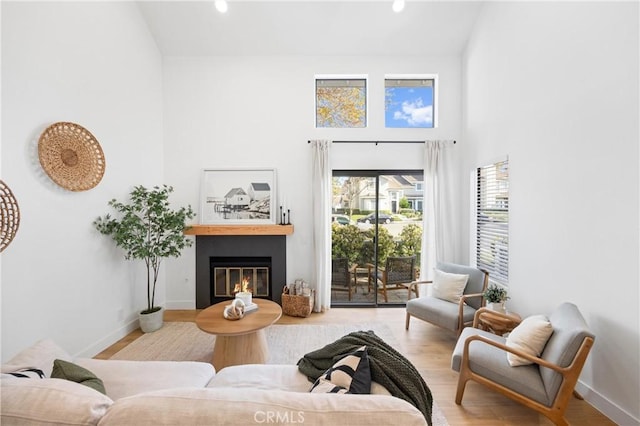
[405,262,489,336]
[451,303,595,426]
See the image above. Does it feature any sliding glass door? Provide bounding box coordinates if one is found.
[331,170,424,306]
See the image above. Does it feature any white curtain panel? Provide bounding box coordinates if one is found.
[421,140,456,280]
[310,140,331,312]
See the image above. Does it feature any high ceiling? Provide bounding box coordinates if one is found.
[137,1,485,57]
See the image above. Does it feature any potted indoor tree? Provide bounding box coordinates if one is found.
[94,185,195,332]
[483,284,510,312]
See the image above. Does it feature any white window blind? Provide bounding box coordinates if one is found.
[476,160,509,286]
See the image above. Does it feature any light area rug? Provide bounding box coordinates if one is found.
[110,322,398,364]
[110,322,448,425]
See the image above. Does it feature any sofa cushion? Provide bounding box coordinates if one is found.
[1,368,45,379]
[208,364,393,395]
[97,387,427,426]
[506,315,553,366]
[208,364,312,392]
[431,269,469,303]
[310,346,371,394]
[75,358,215,401]
[51,359,106,395]
[1,339,72,378]
[1,377,113,425]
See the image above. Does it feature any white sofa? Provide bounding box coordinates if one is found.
[1,339,428,425]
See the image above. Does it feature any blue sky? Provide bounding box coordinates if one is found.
[385,86,434,128]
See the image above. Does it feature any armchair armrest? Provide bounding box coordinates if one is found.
[365,263,383,272]
[460,292,484,305]
[454,292,485,333]
[462,333,569,375]
[406,280,432,299]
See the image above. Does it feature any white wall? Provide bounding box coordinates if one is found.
[462,2,639,424]
[161,55,463,308]
[3,1,636,422]
[1,2,163,360]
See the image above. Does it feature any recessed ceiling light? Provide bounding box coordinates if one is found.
[392,0,405,13]
[215,0,228,14]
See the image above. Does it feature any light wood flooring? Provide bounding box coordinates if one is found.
[96,308,614,426]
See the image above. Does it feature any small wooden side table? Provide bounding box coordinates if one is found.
[477,310,521,336]
[196,298,282,371]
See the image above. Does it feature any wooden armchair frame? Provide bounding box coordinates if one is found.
[455,308,595,426]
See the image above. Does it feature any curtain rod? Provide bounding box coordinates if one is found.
[307,140,456,145]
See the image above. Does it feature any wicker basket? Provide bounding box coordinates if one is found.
[282,291,314,318]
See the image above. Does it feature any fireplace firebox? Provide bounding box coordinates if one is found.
[210,256,271,304]
[195,235,286,308]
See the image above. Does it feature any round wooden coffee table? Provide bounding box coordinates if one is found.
[196,298,282,371]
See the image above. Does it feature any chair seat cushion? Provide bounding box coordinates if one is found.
[406,297,476,332]
[451,327,550,406]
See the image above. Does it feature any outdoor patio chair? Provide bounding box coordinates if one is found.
[331,258,356,301]
[368,256,418,303]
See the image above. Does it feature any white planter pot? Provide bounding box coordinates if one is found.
[487,302,505,312]
[139,307,164,333]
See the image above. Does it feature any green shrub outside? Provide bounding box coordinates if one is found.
[331,223,365,265]
[396,224,422,257]
[332,222,422,266]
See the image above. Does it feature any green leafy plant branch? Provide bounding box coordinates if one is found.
[94,185,196,314]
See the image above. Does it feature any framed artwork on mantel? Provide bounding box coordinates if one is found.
[200,168,277,225]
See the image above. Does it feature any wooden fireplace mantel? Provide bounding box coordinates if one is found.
[184,224,294,236]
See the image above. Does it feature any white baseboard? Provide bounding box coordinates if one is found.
[576,380,640,426]
[165,300,196,310]
[73,302,194,358]
[75,319,139,358]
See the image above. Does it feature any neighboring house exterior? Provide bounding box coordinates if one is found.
[248,182,270,201]
[395,175,424,212]
[224,188,250,207]
[335,175,424,213]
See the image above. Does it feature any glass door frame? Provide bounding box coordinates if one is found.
[331,169,423,308]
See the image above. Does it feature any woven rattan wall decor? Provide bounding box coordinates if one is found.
[0,180,20,252]
[38,122,106,191]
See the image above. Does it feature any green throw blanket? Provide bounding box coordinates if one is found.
[297,330,433,425]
